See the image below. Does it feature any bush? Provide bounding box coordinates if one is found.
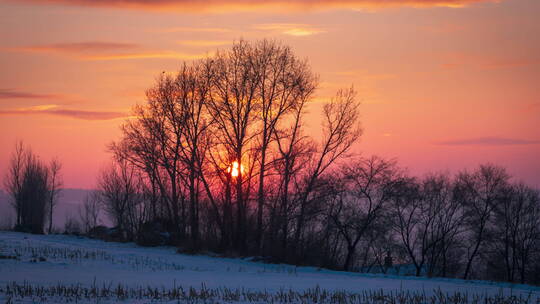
[13,224,34,234]
[87,225,110,239]
[63,217,81,236]
[87,225,126,242]
[136,220,171,247]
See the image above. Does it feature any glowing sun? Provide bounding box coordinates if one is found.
[227,161,244,177]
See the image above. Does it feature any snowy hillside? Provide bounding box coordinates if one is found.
[1,231,539,303]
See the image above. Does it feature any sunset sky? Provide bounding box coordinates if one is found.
[0,0,539,189]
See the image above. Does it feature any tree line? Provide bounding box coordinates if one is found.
[3,39,540,285]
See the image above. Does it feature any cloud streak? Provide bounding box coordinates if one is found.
[0,88,61,100]
[13,0,499,13]
[254,24,326,36]
[177,40,231,47]
[435,137,540,146]
[83,51,207,61]
[0,105,127,120]
[440,53,540,70]
[10,41,205,61]
[152,27,231,33]
[16,42,139,54]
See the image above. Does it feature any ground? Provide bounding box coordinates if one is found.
[0,231,538,303]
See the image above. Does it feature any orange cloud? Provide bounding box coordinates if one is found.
[420,23,467,33]
[441,59,539,70]
[481,59,540,69]
[0,88,62,100]
[254,24,326,36]
[16,42,139,54]
[177,40,231,47]
[0,105,127,120]
[10,42,205,61]
[333,70,396,80]
[435,137,540,146]
[12,0,499,13]
[83,51,207,61]
[440,52,539,70]
[152,27,231,33]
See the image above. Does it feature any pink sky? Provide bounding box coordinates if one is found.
[0,0,539,188]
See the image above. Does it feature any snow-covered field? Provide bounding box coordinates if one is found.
[1,231,539,303]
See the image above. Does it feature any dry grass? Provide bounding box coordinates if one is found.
[1,281,537,304]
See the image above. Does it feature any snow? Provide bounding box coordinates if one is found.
[1,231,539,303]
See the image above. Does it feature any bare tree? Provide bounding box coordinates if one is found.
[292,87,362,261]
[113,63,215,247]
[388,176,429,276]
[173,64,213,248]
[108,40,362,258]
[329,156,397,270]
[388,173,465,277]
[20,156,49,234]
[4,142,50,234]
[455,164,510,279]
[203,40,262,251]
[422,173,463,277]
[272,94,315,258]
[79,191,101,233]
[4,141,27,226]
[491,183,540,283]
[47,158,62,234]
[251,40,318,252]
[98,160,142,240]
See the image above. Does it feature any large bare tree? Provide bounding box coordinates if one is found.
[109,40,360,258]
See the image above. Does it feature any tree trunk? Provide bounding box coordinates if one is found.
[463,229,483,280]
[233,146,246,253]
[255,145,267,254]
[189,167,199,248]
[343,246,355,271]
[48,198,53,234]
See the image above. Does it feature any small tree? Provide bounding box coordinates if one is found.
[329,156,398,271]
[79,191,101,233]
[47,158,63,234]
[4,141,27,226]
[98,160,143,240]
[491,183,540,283]
[455,164,510,279]
[4,142,50,234]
